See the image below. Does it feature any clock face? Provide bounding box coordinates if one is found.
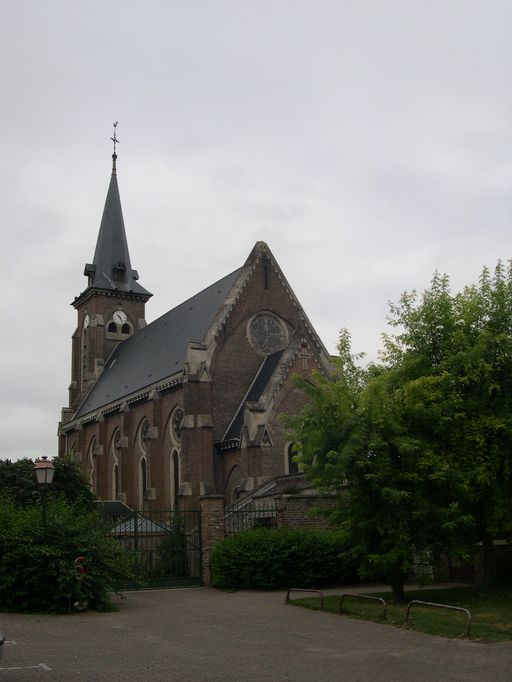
[249,314,287,354]
[113,310,127,325]
[83,314,90,329]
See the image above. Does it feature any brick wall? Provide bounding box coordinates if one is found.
[211,256,299,442]
[274,495,337,530]
[200,495,225,584]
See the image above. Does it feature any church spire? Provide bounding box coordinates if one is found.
[78,126,152,303]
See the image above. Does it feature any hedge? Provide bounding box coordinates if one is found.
[211,528,359,590]
[0,496,129,613]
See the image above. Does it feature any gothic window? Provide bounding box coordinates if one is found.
[109,429,122,501]
[121,323,130,334]
[87,437,96,493]
[114,430,122,452]
[108,322,117,333]
[170,407,184,445]
[69,443,78,463]
[139,457,148,507]
[287,443,299,475]
[170,449,180,511]
[112,464,119,500]
[139,418,150,452]
[225,465,242,503]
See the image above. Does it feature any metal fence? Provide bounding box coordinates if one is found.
[103,508,202,589]
[224,500,277,535]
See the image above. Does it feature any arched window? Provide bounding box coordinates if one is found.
[112,464,119,500]
[170,450,180,510]
[87,437,96,493]
[225,465,242,503]
[139,419,150,452]
[69,443,78,463]
[287,443,299,475]
[108,430,122,501]
[106,315,132,337]
[139,457,147,507]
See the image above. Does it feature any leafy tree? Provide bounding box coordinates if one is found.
[287,331,468,602]
[385,263,512,587]
[291,262,512,594]
[0,455,95,510]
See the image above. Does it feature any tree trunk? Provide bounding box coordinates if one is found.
[481,532,496,590]
[389,571,406,603]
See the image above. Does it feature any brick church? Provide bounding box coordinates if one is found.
[58,151,332,511]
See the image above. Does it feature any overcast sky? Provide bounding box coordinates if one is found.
[1,1,511,461]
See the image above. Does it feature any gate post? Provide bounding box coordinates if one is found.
[200,495,225,585]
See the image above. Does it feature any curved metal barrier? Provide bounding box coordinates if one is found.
[406,600,472,636]
[285,588,325,609]
[339,593,387,619]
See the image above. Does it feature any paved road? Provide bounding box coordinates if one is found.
[0,586,510,681]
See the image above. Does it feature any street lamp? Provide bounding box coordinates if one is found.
[35,456,55,528]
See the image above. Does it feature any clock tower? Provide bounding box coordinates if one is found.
[66,147,152,413]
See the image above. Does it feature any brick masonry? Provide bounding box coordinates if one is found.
[274,495,337,530]
[199,495,225,584]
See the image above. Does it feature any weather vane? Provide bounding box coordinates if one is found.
[111,121,119,155]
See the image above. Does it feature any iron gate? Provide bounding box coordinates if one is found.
[106,509,202,589]
[224,500,277,535]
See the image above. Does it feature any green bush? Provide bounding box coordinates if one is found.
[211,528,359,590]
[0,496,129,613]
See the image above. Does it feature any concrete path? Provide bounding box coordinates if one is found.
[0,586,510,681]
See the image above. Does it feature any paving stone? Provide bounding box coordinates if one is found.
[0,586,510,681]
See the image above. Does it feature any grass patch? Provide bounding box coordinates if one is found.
[289,585,512,641]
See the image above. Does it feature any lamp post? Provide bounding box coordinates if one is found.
[35,456,55,528]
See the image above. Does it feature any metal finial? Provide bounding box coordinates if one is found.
[111,121,119,153]
[110,121,119,174]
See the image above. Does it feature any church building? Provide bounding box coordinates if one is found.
[58,150,333,512]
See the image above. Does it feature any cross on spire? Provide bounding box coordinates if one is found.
[110,121,119,174]
[111,121,119,153]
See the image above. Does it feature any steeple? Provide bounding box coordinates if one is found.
[75,133,152,306]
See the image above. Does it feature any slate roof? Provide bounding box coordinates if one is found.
[222,350,284,442]
[226,473,318,511]
[74,267,243,419]
[111,513,169,535]
[82,168,151,299]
